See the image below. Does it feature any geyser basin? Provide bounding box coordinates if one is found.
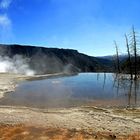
[0,73,140,108]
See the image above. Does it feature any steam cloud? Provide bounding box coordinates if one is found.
[0,55,35,76]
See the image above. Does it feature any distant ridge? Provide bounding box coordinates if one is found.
[98,55,128,61]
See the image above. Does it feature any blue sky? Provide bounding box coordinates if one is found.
[0,0,140,56]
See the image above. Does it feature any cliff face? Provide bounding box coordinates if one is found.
[0,44,113,74]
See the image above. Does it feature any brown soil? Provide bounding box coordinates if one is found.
[0,106,139,139]
[0,124,139,140]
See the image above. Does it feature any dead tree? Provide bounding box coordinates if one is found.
[114,41,121,73]
[130,26,138,80]
[125,34,133,79]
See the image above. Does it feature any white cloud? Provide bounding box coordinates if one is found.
[0,0,12,9]
[0,14,13,42]
[0,14,11,28]
[0,0,13,42]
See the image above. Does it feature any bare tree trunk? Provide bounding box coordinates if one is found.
[114,41,121,73]
[103,72,106,90]
[125,34,133,80]
[127,80,133,108]
[132,26,137,80]
[112,55,117,71]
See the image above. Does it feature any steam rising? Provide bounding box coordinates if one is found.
[0,55,35,76]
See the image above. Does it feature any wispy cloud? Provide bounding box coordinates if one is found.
[0,14,13,41]
[0,0,12,29]
[0,14,11,28]
[0,0,13,42]
[0,0,12,9]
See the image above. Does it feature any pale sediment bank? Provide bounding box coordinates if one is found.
[0,106,139,136]
[0,73,25,98]
[0,72,66,99]
[0,73,139,138]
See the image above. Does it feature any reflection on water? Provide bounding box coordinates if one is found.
[112,74,140,108]
[0,73,140,108]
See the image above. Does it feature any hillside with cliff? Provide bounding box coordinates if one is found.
[0,44,113,74]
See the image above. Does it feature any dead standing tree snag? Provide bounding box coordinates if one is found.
[130,26,139,80]
[125,34,133,80]
[114,41,121,73]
